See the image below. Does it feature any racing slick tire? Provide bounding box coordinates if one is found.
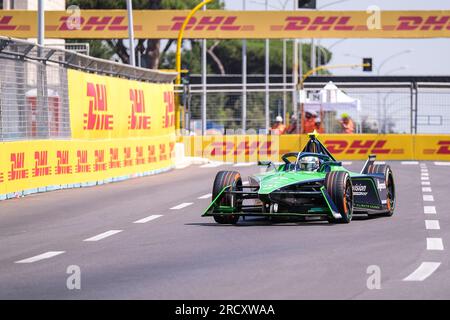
[325,171,353,224]
[367,164,395,216]
[212,171,242,224]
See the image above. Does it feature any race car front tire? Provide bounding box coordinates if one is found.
[367,164,395,216]
[212,171,242,224]
[325,171,353,224]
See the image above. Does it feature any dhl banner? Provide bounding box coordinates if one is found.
[414,135,450,160]
[0,136,175,198]
[180,134,450,162]
[1,10,450,39]
[68,69,175,140]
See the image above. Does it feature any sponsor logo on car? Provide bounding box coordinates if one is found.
[353,184,368,196]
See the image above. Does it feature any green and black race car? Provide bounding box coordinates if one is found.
[203,132,395,224]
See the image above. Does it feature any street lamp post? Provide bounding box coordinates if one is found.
[376,49,412,133]
[126,0,135,67]
[175,0,213,130]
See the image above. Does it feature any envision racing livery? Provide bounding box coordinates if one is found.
[203,132,395,224]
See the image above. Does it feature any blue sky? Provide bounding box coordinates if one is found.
[223,0,450,75]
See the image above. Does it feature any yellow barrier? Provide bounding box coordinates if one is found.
[68,69,175,139]
[0,135,175,196]
[0,68,176,198]
[1,10,450,39]
[179,134,450,162]
[414,135,450,161]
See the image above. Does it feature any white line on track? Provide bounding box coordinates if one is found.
[374,161,386,165]
[170,202,193,210]
[133,215,163,224]
[423,195,434,202]
[425,220,440,230]
[233,162,256,167]
[342,161,353,166]
[15,251,65,264]
[421,181,431,186]
[421,172,429,177]
[434,162,450,166]
[421,176,430,181]
[422,187,432,192]
[83,230,123,242]
[403,262,441,281]
[401,161,418,165]
[197,193,212,200]
[424,206,437,214]
[200,162,224,168]
[427,238,444,251]
[421,168,428,172]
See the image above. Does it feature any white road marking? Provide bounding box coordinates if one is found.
[15,251,65,264]
[200,162,223,168]
[425,220,440,230]
[83,230,123,242]
[170,202,193,210]
[434,161,450,166]
[401,161,418,165]
[403,262,441,281]
[421,181,431,186]
[422,187,432,192]
[424,206,437,214]
[423,195,434,202]
[421,172,429,177]
[421,168,428,172]
[374,161,386,165]
[342,161,353,166]
[133,215,163,224]
[198,193,212,200]
[233,162,256,167]
[421,176,429,181]
[427,238,444,251]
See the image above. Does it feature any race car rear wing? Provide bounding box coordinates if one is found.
[361,154,377,174]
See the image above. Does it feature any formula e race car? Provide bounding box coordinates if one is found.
[202,132,395,224]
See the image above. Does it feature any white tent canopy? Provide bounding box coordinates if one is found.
[300,81,361,132]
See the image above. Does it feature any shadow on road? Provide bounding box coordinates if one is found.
[186,213,388,227]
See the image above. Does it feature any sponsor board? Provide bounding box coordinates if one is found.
[414,135,450,161]
[180,134,418,162]
[1,10,450,39]
[0,136,175,197]
[320,134,414,160]
[68,69,174,140]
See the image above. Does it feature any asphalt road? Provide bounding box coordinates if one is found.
[0,160,449,299]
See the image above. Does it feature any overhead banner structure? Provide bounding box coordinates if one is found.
[1,10,450,39]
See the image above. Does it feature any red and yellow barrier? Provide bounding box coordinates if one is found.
[68,69,175,140]
[0,69,176,198]
[179,134,450,162]
[0,136,175,196]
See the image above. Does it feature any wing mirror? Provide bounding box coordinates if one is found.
[258,160,277,171]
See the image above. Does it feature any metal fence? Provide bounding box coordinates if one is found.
[0,37,176,142]
[178,80,450,135]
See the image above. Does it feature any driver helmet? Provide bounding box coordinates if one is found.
[299,156,320,171]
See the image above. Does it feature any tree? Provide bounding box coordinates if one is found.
[160,39,331,76]
[67,0,224,68]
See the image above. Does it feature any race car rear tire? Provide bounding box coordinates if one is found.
[325,171,353,224]
[367,164,395,216]
[212,171,242,224]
